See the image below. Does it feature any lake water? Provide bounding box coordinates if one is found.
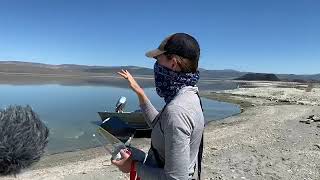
[0,84,240,154]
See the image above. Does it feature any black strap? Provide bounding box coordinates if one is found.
[197,135,204,180]
[196,92,204,180]
[152,92,204,180]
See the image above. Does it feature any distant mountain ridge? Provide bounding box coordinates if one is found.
[0,61,154,75]
[199,69,246,79]
[0,61,319,82]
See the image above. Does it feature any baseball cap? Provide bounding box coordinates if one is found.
[145,33,200,62]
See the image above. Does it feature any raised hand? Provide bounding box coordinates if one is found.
[117,69,143,95]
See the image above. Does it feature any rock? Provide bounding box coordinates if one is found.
[266,162,272,167]
[211,147,218,150]
[307,115,315,119]
[314,144,320,150]
[102,160,111,166]
[312,115,320,122]
[299,119,312,124]
[281,157,290,161]
[317,124,320,128]
[279,99,290,103]
[307,114,320,121]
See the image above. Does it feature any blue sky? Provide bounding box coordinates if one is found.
[0,0,319,74]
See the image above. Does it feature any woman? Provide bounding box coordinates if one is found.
[112,33,204,180]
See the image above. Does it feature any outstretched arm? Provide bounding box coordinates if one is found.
[117,70,159,126]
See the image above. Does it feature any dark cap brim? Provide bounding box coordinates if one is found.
[145,49,166,59]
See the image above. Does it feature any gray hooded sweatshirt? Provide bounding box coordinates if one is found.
[136,86,204,180]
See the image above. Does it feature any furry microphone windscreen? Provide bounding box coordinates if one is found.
[0,105,49,176]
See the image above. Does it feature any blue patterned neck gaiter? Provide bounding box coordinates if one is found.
[154,61,200,104]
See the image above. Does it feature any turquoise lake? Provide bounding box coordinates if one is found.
[0,84,240,154]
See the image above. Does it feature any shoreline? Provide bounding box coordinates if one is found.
[0,74,242,92]
[30,138,151,171]
[2,81,320,179]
